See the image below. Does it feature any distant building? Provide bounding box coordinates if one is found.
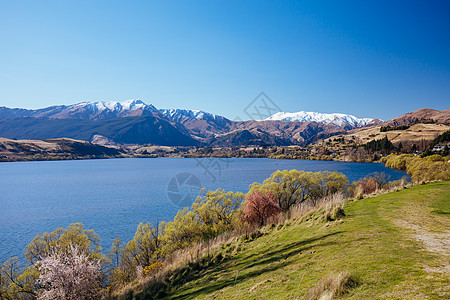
[432,145,445,152]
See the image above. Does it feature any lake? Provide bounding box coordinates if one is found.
[0,158,407,262]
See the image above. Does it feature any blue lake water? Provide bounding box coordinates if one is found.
[0,158,407,262]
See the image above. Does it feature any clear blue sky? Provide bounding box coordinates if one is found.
[1,0,449,120]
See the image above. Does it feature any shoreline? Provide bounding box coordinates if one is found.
[0,153,372,163]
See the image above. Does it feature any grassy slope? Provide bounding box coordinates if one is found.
[159,182,449,299]
[346,123,450,144]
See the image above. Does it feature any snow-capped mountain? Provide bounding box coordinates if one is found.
[159,108,229,123]
[158,108,232,139]
[0,99,159,120]
[55,99,160,120]
[74,99,155,112]
[266,111,380,128]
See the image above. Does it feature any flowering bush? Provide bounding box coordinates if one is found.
[142,262,164,276]
[37,245,102,300]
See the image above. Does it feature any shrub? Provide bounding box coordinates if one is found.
[25,223,103,265]
[383,154,449,183]
[36,245,102,300]
[119,222,161,282]
[192,189,244,240]
[383,153,414,171]
[142,262,163,276]
[424,154,445,162]
[0,257,38,299]
[160,189,244,258]
[353,172,390,196]
[1,223,104,300]
[249,170,349,211]
[407,158,450,183]
[242,190,282,226]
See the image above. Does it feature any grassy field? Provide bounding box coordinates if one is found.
[132,182,450,299]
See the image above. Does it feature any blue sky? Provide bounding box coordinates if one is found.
[0,0,449,120]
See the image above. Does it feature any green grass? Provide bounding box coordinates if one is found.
[430,183,450,216]
[131,182,450,299]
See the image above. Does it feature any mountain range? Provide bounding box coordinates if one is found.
[0,100,160,120]
[0,100,446,147]
[266,111,379,128]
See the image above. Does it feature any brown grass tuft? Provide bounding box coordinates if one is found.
[307,272,359,300]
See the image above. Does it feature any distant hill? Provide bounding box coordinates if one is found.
[329,108,450,146]
[230,120,345,145]
[0,137,122,160]
[384,108,450,126]
[208,128,292,147]
[338,123,450,145]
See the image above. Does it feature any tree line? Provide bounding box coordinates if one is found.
[381,153,450,183]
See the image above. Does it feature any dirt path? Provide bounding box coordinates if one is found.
[393,190,450,275]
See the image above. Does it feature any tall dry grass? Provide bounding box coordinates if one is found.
[112,228,251,299]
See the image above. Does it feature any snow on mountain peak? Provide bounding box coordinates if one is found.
[159,108,226,121]
[266,111,378,127]
[73,99,156,112]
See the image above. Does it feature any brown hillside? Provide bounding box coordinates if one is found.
[385,108,450,126]
[0,137,121,161]
[231,120,344,145]
[326,123,450,146]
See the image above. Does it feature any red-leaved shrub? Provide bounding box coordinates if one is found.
[357,172,389,195]
[242,191,282,226]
